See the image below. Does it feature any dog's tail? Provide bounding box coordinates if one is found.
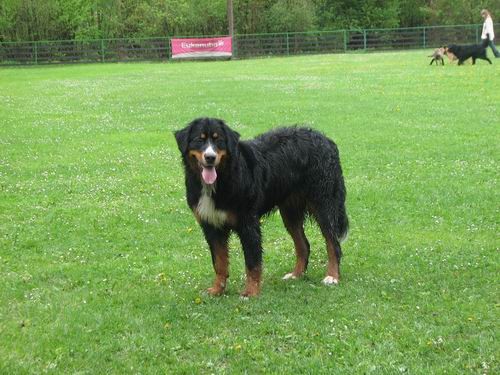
[336,202,349,243]
[331,170,349,243]
[329,145,349,243]
[311,134,349,244]
[482,37,490,48]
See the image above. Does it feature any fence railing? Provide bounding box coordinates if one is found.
[0,24,495,65]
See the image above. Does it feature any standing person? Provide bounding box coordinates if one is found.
[481,9,500,58]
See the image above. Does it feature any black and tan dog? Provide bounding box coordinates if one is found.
[447,38,492,65]
[175,118,348,296]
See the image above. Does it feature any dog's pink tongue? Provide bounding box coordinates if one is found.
[202,167,217,184]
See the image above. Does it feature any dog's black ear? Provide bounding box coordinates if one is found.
[174,125,191,154]
[219,120,240,156]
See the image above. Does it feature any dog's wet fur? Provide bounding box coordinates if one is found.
[175,118,348,296]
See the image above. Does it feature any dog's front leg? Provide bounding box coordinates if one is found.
[236,220,263,297]
[202,225,230,296]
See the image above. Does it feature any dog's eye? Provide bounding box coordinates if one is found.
[200,133,207,140]
[212,133,218,139]
[215,138,226,148]
[188,138,205,148]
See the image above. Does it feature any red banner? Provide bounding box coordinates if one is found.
[171,37,232,59]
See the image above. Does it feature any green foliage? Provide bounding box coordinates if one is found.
[0,1,15,40]
[266,0,316,32]
[0,52,498,373]
[420,0,499,26]
[398,0,426,27]
[234,0,273,34]
[56,0,98,40]
[315,0,400,29]
[180,0,227,36]
[1,0,499,42]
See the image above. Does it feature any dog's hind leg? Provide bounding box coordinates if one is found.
[310,202,347,286]
[429,59,435,65]
[279,201,310,280]
[319,217,342,285]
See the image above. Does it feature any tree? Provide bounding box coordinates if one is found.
[0,0,16,40]
[266,0,317,32]
[314,0,400,30]
[1,0,499,42]
[234,0,272,34]
[398,0,426,27]
[420,0,500,26]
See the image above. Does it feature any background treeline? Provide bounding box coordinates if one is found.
[0,0,498,42]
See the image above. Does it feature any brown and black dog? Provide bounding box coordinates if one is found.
[175,118,349,297]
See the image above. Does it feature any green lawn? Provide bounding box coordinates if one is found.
[0,51,498,374]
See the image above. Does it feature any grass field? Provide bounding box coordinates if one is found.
[0,51,498,374]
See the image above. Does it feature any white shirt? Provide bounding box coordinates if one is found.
[482,16,495,40]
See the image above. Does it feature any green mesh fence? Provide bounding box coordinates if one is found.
[0,24,495,65]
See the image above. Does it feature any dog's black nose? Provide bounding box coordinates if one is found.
[204,154,216,165]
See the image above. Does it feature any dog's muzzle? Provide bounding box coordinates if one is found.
[203,148,217,166]
[201,145,218,184]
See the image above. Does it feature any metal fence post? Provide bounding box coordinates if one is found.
[232,35,237,59]
[423,27,426,48]
[286,32,289,55]
[343,30,347,52]
[34,41,38,64]
[363,29,367,50]
[101,39,105,63]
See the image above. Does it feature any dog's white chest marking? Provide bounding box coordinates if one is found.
[197,185,227,228]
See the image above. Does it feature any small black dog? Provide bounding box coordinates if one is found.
[175,118,348,296]
[447,38,492,65]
